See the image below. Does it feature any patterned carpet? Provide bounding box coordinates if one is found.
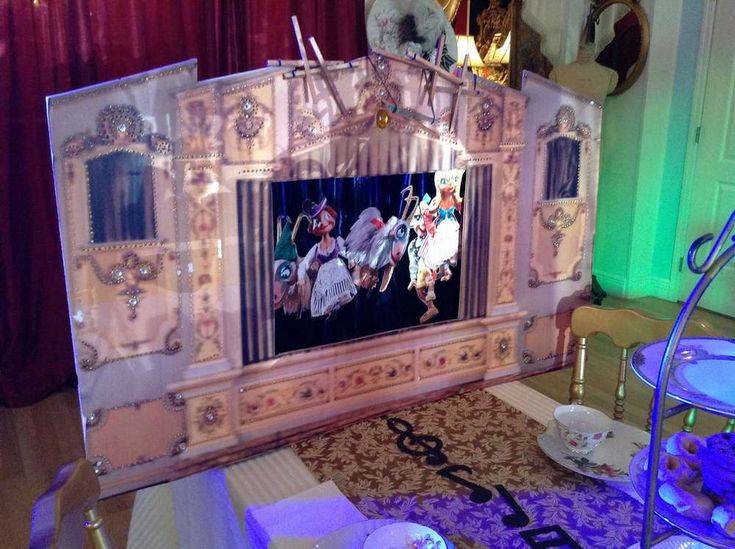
[292,390,664,549]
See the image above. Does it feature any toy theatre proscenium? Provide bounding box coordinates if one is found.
[47,45,601,494]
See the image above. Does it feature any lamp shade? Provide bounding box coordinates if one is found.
[456,35,485,68]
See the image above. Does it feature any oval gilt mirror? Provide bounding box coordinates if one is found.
[590,0,650,95]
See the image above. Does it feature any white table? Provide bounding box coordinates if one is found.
[127,381,710,549]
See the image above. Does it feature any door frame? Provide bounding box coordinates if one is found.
[671,0,717,301]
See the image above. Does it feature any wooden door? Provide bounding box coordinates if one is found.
[679,0,735,317]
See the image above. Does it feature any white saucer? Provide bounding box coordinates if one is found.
[363,522,446,549]
[538,419,649,483]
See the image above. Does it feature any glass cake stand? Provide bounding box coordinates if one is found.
[630,210,735,549]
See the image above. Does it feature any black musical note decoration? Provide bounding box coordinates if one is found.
[493,484,530,528]
[437,464,493,504]
[519,525,582,548]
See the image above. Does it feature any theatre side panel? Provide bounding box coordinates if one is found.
[517,73,602,373]
[47,61,197,493]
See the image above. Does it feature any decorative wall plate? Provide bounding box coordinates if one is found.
[367,0,458,72]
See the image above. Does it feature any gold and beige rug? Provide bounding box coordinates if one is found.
[292,390,664,548]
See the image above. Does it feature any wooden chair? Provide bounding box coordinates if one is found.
[29,459,113,549]
[568,305,721,431]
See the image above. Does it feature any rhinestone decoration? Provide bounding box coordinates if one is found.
[292,114,322,141]
[163,326,183,355]
[167,392,186,409]
[496,338,510,358]
[537,105,591,139]
[476,98,496,132]
[376,109,390,129]
[373,54,391,80]
[551,232,565,252]
[540,207,579,232]
[235,95,264,141]
[149,133,173,155]
[171,436,188,456]
[203,406,218,425]
[556,105,575,132]
[91,458,110,476]
[96,105,144,144]
[79,340,100,370]
[76,250,164,321]
[85,409,103,428]
[62,134,93,158]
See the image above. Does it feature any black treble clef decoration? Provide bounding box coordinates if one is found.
[384,415,580,547]
[386,417,448,466]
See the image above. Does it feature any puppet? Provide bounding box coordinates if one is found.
[295,199,356,317]
[273,217,310,315]
[344,187,417,291]
[407,194,440,323]
[423,169,463,279]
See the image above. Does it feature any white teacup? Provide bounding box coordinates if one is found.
[553,405,612,454]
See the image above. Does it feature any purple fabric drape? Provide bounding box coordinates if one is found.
[0,0,367,407]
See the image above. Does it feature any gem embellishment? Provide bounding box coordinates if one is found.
[497,338,510,357]
[476,98,496,132]
[556,106,574,132]
[79,340,100,371]
[204,406,218,424]
[235,95,264,143]
[292,113,322,141]
[96,105,144,145]
[170,435,188,456]
[537,105,591,139]
[373,54,391,80]
[75,250,166,321]
[167,392,186,409]
[62,134,93,157]
[194,397,227,436]
[85,409,103,429]
[91,457,111,476]
[376,109,390,129]
[538,204,583,257]
[149,133,173,155]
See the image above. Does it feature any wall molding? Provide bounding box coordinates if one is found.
[593,269,627,297]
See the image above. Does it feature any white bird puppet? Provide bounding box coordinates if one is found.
[344,187,418,291]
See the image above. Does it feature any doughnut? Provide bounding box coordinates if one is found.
[655,453,698,485]
[666,432,706,470]
[659,481,714,522]
[712,504,735,538]
[701,433,735,503]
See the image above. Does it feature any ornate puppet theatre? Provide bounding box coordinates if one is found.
[47,18,601,495]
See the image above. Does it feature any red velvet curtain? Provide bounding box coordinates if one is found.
[0,0,367,407]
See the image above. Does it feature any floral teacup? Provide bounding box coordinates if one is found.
[554,405,612,454]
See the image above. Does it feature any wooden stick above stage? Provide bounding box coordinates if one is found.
[371,47,464,86]
[426,32,446,108]
[308,36,348,116]
[449,54,469,132]
[267,59,344,68]
[291,16,316,102]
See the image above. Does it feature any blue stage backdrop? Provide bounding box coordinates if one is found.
[267,173,464,355]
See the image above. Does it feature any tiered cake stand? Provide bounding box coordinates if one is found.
[629,210,735,548]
